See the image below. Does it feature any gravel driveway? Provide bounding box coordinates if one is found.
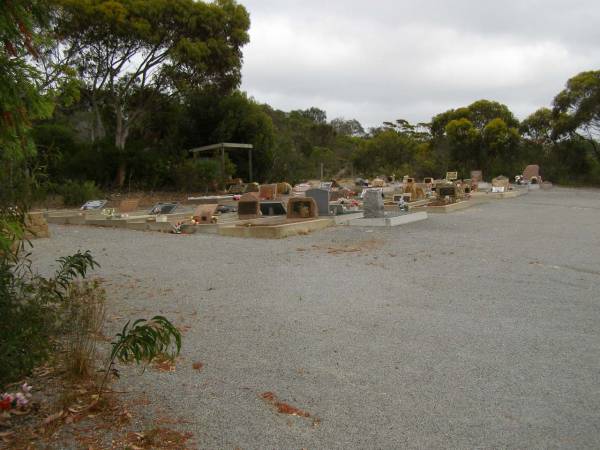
[30,187,600,449]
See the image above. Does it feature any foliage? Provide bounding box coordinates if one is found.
[59,180,103,206]
[553,70,600,159]
[52,0,251,186]
[0,246,100,386]
[173,158,223,192]
[62,280,106,378]
[0,0,54,161]
[100,316,182,391]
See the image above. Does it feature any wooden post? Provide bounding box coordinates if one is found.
[248,148,253,182]
[221,144,225,187]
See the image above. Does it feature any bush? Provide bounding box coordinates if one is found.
[59,180,103,206]
[62,280,106,379]
[0,215,99,386]
[173,158,223,192]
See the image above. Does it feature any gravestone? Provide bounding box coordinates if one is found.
[305,188,331,216]
[259,183,278,200]
[287,197,318,219]
[320,181,333,191]
[276,182,293,195]
[81,200,107,210]
[193,204,218,223]
[437,183,457,199]
[245,182,260,193]
[470,170,483,183]
[228,184,245,195]
[216,204,237,214]
[260,201,286,216]
[119,198,140,214]
[522,165,540,182]
[446,171,458,181]
[149,203,177,215]
[363,189,385,218]
[492,175,510,192]
[238,192,261,219]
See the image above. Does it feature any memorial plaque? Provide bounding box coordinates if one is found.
[446,171,458,181]
[119,198,140,214]
[227,184,245,195]
[305,188,331,216]
[438,186,457,198]
[149,203,177,215]
[81,200,107,210]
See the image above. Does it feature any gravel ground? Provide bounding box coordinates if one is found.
[30,187,600,449]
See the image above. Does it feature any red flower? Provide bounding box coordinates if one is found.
[0,397,11,410]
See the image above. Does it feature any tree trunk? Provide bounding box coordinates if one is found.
[114,105,129,188]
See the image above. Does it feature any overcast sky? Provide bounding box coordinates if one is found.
[239,0,600,128]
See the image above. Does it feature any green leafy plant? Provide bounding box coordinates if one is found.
[100,316,182,392]
[59,180,102,207]
[0,244,100,385]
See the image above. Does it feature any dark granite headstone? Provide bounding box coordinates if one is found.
[437,186,456,198]
[363,189,385,218]
[260,201,286,216]
[81,200,107,210]
[149,203,177,215]
[305,188,331,216]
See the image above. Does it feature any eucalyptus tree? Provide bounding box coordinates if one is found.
[54,0,250,186]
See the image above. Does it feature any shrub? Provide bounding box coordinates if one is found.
[0,227,99,386]
[59,180,103,207]
[62,280,106,379]
[173,158,230,192]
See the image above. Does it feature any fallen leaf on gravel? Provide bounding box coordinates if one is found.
[192,362,204,371]
[43,410,64,425]
[260,392,311,418]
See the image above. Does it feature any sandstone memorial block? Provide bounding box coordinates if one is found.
[238,192,261,219]
[287,197,318,219]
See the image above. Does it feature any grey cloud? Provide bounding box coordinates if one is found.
[240,0,600,127]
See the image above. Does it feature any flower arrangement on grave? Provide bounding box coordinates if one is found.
[171,221,183,234]
[0,384,32,414]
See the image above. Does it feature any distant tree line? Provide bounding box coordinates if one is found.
[5,0,600,201]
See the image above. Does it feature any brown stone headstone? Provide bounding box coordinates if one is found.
[193,204,218,223]
[259,184,278,200]
[470,170,483,183]
[238,192,261,219]
[522,165,541,182]
[276,182,293,195]
[492,176,510,191]
[119,198,140,214]
[287,197,318,219]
